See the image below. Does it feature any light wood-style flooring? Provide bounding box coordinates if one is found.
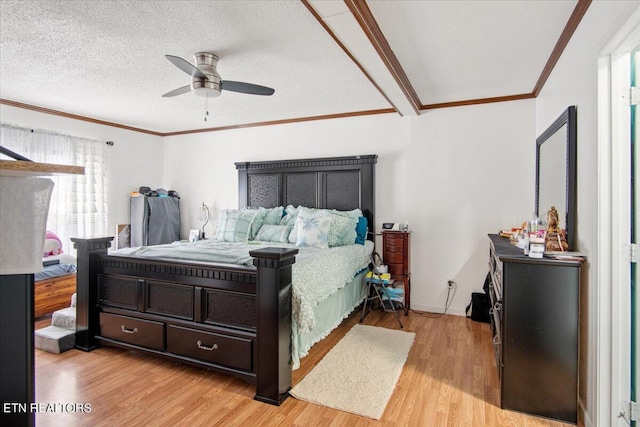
[34,310,580,427]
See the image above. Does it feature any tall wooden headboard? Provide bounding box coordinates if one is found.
[235,155,377,232]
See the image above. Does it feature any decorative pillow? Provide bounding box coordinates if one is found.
[355,216,368,245]
[214,209,257,242]
[287,206,307,243]
[330,208,363,218]
[327,213,357,247]
[287,207,357,247]
[241,206,284,240]
[241,208,267,240]
[255,224,293,243]
[280,205,299,226]
[263,206,284,225]
[295,211,331,249]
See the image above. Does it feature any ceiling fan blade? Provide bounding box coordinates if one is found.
[162,85,192,97]
[165,55,207,79]
[221,80,275,96]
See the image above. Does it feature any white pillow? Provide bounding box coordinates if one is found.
[295,210,331,249]
[288,206,357,247]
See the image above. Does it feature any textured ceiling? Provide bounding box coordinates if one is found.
[0,0,579,134]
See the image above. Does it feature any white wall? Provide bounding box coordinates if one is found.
[0,104,164,238]
[163,113,412,237]
[534,1,640,425]
[164,99,536,316]
[408,102,535,313]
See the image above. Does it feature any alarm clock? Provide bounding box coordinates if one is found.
[382,223,401,231]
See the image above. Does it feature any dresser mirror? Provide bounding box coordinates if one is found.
[535,106,577,250]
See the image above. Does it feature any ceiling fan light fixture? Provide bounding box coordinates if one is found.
[192,77,221,97]
[163,51,274,98]
[192,52,222,97]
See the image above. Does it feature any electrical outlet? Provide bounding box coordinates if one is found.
[447,280,455,289]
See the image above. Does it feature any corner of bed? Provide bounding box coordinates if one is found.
[72,154,377,406]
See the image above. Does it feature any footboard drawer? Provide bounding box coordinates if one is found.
[99,312,165,350]
[166,324,253,371]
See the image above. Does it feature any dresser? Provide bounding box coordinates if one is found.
[381,231,411,314]
[488,234,582,424]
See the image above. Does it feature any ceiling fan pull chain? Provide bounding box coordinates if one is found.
[204,95,209,122]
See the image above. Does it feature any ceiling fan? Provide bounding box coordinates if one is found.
[162,52,275,98]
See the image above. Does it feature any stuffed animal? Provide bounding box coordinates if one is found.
[43,230,63,257]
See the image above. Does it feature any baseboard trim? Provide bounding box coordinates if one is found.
[410,304,466,317]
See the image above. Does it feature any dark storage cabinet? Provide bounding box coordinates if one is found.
[488,234,582,424]
[130,195,180,247]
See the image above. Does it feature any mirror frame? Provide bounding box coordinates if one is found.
[535,105,577,250]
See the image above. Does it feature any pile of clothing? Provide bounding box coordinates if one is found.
[130,186,180,198]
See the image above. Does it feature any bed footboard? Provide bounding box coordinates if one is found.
[71,237,297,405]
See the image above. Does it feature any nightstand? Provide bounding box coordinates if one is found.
[381,231,411,315]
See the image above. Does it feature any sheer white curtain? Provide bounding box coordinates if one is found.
[0,123,109,256]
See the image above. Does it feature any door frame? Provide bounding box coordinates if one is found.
[597,9,640,427]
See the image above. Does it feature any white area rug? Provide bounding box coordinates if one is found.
[289,324,415,419]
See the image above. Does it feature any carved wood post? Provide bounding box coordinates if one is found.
[250,247,298,405]
[71,237,113,351]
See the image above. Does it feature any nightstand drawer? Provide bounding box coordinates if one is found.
[384,252,404,264]
[167,324,253,371]
[385,244,405,253]
[384,234,406,244]
[99,312,165,350]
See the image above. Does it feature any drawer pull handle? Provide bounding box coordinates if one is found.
[121,325,138,334]
[197,340,218,351]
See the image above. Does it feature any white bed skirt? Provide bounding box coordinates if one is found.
[291,271,367,369]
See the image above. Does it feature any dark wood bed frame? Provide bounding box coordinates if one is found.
[73,155,377,405]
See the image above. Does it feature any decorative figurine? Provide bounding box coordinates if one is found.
[547,206,560,233]
[545,206,569,252]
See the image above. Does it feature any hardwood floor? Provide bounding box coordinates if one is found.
[33,310,579,427]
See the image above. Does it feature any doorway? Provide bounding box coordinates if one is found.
[597,11,640,426]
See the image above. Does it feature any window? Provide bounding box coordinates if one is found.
[0,123,109,256]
